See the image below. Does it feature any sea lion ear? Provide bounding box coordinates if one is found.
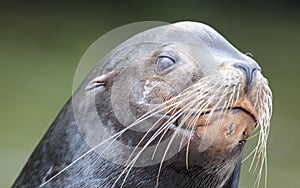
[85,75,106,92]
[85,71,114,92]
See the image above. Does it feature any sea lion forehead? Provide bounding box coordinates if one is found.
[170,22,247,61]
[171,22,261,69]
[128,22,254,66]
[171,22,238,50]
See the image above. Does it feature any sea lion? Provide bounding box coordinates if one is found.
[13,21,272,188]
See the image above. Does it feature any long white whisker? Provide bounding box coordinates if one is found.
[113,81,217,187]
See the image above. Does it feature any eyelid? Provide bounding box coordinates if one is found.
[157,55,173,59]
[154,53,178,74]
[158,51,177,60]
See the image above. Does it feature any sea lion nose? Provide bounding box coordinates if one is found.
[233,62,260,92]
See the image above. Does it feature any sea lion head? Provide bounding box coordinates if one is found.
[75,21,272,187]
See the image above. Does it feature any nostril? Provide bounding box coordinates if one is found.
[242,131,246,136]
[238,130,248,146]
[233,62,260,92]
[238,140,246,146]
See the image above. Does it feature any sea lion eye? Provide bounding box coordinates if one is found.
[154,55,176,74]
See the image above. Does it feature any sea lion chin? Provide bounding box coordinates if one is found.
[13,21,272,188]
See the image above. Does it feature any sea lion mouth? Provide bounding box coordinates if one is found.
[164,101,258,151]
[197,106,258,126]
[168,105,257,130]
[232,107,257,123]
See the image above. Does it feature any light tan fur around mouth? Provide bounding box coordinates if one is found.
[133,68,273,188]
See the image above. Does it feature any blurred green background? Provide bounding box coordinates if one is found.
[1,1,299,187]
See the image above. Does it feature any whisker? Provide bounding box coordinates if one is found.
[153,84,213,158]
[41,91,191,187]
[113,80,216,187]
[181,97,212,169]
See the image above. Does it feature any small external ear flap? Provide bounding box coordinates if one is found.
[85,71,114,92]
